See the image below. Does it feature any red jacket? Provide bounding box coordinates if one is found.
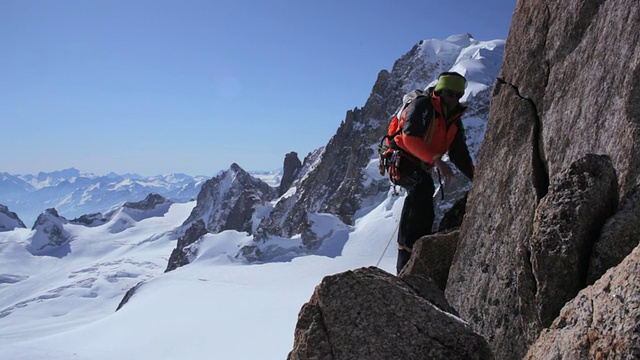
[392,89,474,180]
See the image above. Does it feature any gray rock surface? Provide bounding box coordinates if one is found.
[165,219,208,272]
[123,193,170,211]
[288,267,492,360]
[445,1,640,358]
[588,184,640,284]
[400,230,459,291]
[531,154,618,327]
[524,244,640,359]
[278,152,302,197]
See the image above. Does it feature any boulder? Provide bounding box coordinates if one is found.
[531,154,618,327]
[288,267,492,360]
[399,230,459,292]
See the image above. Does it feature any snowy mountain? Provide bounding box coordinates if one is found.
[0,34,504,359]
[28,208,72,256]
[0,168,279,228]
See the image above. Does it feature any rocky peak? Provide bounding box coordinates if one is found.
[29,208,71,256]
[278,152,302,197]
[181,163,277,234]
[166,164,278,268]
[0,204,26,231]
[229,162,242,173]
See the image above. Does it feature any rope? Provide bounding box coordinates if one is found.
[375,218,400,268]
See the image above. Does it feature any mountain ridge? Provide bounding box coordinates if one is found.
[0,167,283,227]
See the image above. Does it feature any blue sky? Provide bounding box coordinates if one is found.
[1,0,517,177]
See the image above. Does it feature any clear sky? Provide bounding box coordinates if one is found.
[1,0,517,177]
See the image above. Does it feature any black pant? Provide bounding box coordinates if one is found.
[396,173,435,274]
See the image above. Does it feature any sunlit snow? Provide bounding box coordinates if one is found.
[0,194,402,359]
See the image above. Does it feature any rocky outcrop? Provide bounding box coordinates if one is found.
[115,281,144,311]
[288,267,493,360]
[28,208,71,257]
[399,230,459,291]
[100,193,173,234]
[524,244,640,359]
[445,1,640,359]
[166,165,276,269]
[69,212,109,227]
[531,154,618,327]
[165,219,208,272]
[278,152,302,197]
[123,193,170,211]
[0,204,26,231]
[588,184,640,284]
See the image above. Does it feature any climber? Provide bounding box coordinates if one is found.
[390,71,475,274]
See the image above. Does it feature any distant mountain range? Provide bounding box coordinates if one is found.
[0,167,282,227]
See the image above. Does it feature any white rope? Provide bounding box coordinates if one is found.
[375,219,400,268]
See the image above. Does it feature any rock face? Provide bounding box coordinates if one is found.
[0,204,26,232]
[29,208,71,256]
[588,184,640,284]
[524,245,640,359]
[287,267,493,360]
[437,194,467,233]
[445,1,640,359]
[531,154,618,327]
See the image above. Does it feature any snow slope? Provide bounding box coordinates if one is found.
[0,191,402,359]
